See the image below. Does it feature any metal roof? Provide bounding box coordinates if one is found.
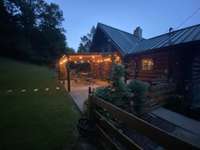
[97,23,200,55]
[98,23,141,55]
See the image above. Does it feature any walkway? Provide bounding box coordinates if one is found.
[152,107,200,135]
[151,107,200,146]
[65,80,108,112]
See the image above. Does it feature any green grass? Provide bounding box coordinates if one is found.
[0,58,80,150]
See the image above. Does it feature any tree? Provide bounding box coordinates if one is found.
[66,47,75,53]
[0,0,69,64]
[77,26,96,52]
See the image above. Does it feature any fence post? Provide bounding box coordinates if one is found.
[88,86,94,121]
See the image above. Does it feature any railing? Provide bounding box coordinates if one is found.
[88,92,199,150]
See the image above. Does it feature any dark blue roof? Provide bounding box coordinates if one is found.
[98,23,141,55]
[98,23,200,55]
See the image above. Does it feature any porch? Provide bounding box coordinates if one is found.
[58,52,121,92]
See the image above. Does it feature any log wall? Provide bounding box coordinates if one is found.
[127,51,170,84]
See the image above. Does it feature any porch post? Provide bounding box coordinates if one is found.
[67,62,71,92]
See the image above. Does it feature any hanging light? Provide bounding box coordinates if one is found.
[79,56,83,59]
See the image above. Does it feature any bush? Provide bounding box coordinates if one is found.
[128,80,150,102]
[110,64,125,81]
[95,87,113,102]
[128,80,150,113]
[94,64,150,113]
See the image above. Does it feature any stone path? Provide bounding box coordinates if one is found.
[65,80,108,112]
[151,107,200,147]
[152,107,200,136]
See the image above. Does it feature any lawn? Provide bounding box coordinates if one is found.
[0,58,80,150]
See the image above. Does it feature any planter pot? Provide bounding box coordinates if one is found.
[77,118,96,137]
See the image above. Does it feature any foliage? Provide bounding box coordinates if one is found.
[77,26,96,52]
[95,64,150,112]
[0,0,71,64]
[127,80,150,113]
[128,80,150,103]
[66,47,75,53]
[95,87,113,102]
[110,64,125,81]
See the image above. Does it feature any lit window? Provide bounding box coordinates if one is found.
[142,59,154,71]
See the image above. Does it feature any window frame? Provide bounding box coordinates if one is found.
[141,58,154,71]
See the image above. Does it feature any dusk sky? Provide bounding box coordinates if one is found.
[47,0,200,50]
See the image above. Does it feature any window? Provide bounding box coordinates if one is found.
[142,59,154,71]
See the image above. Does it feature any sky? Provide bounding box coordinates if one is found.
[47,0,200,50]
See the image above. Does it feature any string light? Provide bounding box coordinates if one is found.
[59,54,120,65]
[103,58,111,62]
[59,58,68,65]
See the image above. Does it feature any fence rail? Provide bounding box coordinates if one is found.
[89,94,199,150]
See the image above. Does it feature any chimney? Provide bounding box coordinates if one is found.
[133,26,142,39]
[168,27,173,45]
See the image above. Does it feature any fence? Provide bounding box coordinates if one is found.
[88,92,199,150]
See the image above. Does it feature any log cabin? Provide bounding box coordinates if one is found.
[90,23,200,109]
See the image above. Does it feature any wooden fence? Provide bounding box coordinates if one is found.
[88,92,199,150]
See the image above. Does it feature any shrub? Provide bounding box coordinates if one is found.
[95,65,150,113]
[95,87,113,102]
[110,64,125,81]
[128,80,150,113]
[128,80,149,101]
